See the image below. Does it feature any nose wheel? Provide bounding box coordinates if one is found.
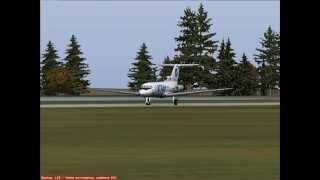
[145,97,151,105]
[172,96,178,105]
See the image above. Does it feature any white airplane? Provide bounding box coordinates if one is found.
[104,64,232,105]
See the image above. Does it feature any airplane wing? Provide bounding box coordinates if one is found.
[95,89,140,96]
[165,88,233,97]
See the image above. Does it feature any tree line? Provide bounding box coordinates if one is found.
[40,4,279,96]
[128,3,280,96]
[40,35,90,96]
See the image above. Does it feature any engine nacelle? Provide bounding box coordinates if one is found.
[177,85,184,91]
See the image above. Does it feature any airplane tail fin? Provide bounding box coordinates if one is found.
[160,64,199,82]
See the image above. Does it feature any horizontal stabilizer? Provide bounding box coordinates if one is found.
[160,64,199,67]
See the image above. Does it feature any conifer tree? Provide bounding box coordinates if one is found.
[254,26,280,95]
[195,3,218,57]
[128,43,157,90]
[175,7,198,58]
[274,32,280,88]
[174,4,218,89]
[194,3,219,88]
[41,41,61,95]
[174,7,198,89]
[64,35,90,95]
[216,38,237,95]
[233,53,259,95]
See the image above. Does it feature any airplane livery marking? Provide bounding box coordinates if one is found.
[156,84,167,95]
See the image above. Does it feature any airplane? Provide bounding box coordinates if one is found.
[102,64,232,105]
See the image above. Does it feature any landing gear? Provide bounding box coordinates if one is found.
[172,96,178,105]
[145,97,151,105]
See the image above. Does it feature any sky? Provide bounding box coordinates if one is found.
[41,0,280,88]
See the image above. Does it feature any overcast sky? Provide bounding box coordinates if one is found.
[41,0,280,88]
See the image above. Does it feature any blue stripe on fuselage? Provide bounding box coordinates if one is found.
[153,84,167,97]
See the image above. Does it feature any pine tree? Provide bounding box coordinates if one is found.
[194,3,219,89]
[128,43,157,90]
[174,7,198,89]
[224,38,236,65]
[233,53,259,95]
[196,55,218,89]
[216,38,237,95]
[254,26,280,95]
[196,3,218,57]
[215,39,226,89]
[274,32,280,89]
[64,35,90,95]
[175,7,198,58]
[174,4,218,89]
[41,41,61,95]
[40,63,42,93]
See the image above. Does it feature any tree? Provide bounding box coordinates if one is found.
[216,38,237,95]
[46,67,73,95]
[194,3,219,88]
[41,41,61,95]
[174,7,198,89]
[254,26,280,95]
[174,4,219,89]
[40,64,42,93]
[195,3,218,57]
[217,39,226,61]
[233,53,259,95]
[194,55,218,89]
[128,43,157,90]
[274,32,280,88]
[175,7,198,58]
[64,35,90,95]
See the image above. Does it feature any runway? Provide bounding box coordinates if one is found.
[41,96,279,102]
[40,102,279,108]
[40,96,279,108]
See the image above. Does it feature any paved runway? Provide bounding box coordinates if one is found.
[40,102,279,108]
[40,96,279,108]
[41,96,279,102]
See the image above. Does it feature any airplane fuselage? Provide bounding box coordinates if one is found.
[138,81,182,98]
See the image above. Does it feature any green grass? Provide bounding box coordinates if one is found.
[41,106,279,180]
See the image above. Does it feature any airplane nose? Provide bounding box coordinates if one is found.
[139,89,151,96]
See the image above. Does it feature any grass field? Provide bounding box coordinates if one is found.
[41,106,279,180]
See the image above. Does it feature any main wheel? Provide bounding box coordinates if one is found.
[173,98,178,105]
[145,97,151,105]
